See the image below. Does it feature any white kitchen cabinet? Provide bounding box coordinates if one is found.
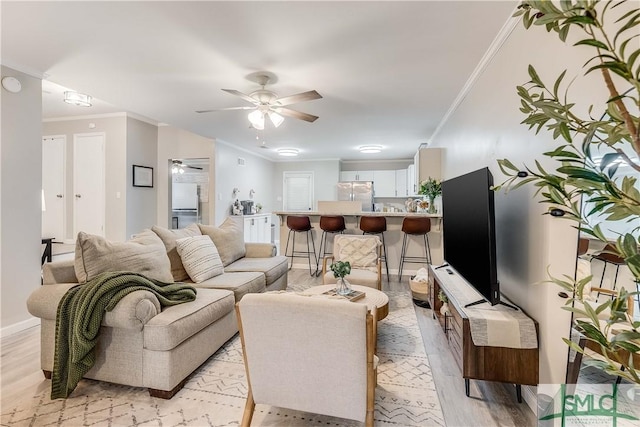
[407,164,416,195]
[339,170,375,181]
[396,169,408,197]
[373,170,396,197]
[243,213,271,243]
[413,147,442,194]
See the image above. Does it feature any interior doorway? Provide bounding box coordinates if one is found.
[170,158,210,229]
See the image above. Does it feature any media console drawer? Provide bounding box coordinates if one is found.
[429,265,539,401]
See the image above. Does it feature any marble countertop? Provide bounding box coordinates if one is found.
[273,211,441,218]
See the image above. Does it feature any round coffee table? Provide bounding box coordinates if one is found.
[301,284,389,321]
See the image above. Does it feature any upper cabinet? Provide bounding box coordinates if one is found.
[396,169,408,197]
[372,170,396,197]
[412,147,442,195]
[339,170,374,181]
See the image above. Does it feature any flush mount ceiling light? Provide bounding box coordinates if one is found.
[64,91,92,107]
[359,145,383,154]
[277,148,299,157]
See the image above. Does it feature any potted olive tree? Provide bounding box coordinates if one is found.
[496,1,639,383]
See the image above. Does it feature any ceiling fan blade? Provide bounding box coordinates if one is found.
[222,89,258,105]
[275,90,322,106]
[277,107,319,123]
[196,106,255,113]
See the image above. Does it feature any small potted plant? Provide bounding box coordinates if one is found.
[438,290,450,315]
[330,260,352,296]
[255,203,263,213]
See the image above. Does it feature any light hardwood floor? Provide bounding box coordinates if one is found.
[0,269,536,426]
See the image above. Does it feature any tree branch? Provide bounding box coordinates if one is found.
[600,67,640,156]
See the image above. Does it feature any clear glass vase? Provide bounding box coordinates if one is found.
[428,196,437,214]
[336,277,352,295]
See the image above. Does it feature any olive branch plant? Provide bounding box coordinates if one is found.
[494,0,640,383]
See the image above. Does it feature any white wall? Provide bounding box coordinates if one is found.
[429,18,612,383]
[340,159,413,171]
[126,117,158,237]
[215,141,276,225]
[43,116,128,241]
[157,126,215,228]
[273,159,340,210]
[1,66,42,332]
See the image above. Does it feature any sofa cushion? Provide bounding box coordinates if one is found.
[151,224,201,281]
[334,235,380,272]
[323,269,379,289]
[144,288,235,351]
[176,235,224,283]
[194,271,265,301]
[224,256,288,287]
[199,217,246,267]
[74,230,173,283]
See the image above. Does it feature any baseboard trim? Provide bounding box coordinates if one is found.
[1,317,40,339]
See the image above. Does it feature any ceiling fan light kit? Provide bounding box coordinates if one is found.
[197,72,322,132]
[64,91,92,107]
[359,145,383,154]
[277,148,299,157]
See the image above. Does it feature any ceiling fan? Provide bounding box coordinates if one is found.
[196,74,322,129]
[171,160,202,174]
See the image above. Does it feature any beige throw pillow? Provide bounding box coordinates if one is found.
[335,235,380,271]
[74,230,173,283]
[151,223,202,281]
[176,235,224,283]
[198,217,246,266]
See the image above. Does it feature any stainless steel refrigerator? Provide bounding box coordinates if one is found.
[337,181,374,212]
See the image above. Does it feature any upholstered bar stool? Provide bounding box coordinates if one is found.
[397,217,432,280]
[359,216,389,280]
[315,215,346,276]
[284,215,317,276]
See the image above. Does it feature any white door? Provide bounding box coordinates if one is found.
[42,135,66,239]
[74,133,105,237]
[283,172,314,211]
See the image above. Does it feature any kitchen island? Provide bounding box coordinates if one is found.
[273,211,443,276]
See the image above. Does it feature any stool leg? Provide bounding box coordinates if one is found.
[597,262,608,302]
[291,231,297,271]
[285,229,293,270]
[309,229,318,277]
[424,233,432,265]
[398,232,408,281]
[316,231,327,277]
[612,265,620,291]
[380,232,389,282]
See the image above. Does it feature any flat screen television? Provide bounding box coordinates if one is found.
[441,167,511,308]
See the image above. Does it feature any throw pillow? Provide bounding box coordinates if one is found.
[335,235,380,271]
[74,229,174,283]
[175,235,224,283]
[198,217,246,266]
[151,223,202,281]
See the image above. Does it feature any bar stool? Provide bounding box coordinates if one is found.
[359,216,389,280]
[398,217,432,280]
[593,243,626,299]
[316,215,346,276]
[284,215,317,276]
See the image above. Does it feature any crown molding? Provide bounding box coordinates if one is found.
[427,8,520,146]
[215,139,275,162]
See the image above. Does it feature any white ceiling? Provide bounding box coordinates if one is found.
[2,1,517,161]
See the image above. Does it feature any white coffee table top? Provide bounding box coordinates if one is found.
[300,284,389,321]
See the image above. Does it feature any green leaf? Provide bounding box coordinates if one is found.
[565,15,596,25]
[599,152,621,170]
[528,65,543,86]
[574,39,609,50]
[559,122,572,142]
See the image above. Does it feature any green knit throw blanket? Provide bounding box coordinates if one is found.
[51,271,197,399]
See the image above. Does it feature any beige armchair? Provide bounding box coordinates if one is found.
[236,292,376,426]
[322,235,382,290]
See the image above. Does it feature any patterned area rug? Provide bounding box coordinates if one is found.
[2,286,444,426]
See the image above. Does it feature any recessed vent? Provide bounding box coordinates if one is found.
[237,157,246,166]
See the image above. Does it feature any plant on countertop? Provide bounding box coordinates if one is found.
[419,177,442,214]
[495,0,640,383]
[256,203,263,213]
[330,260,351,278]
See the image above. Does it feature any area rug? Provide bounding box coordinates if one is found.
[1,286,444,426]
